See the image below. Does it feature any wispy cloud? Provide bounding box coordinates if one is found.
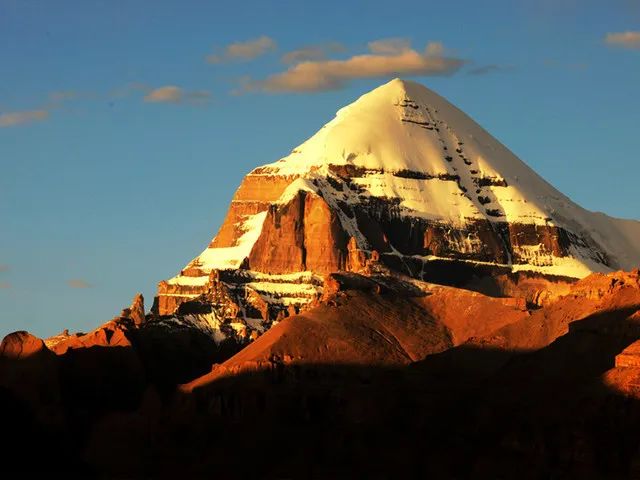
[143,85,211,104]
[48,90,80,103]
[67,279,92,289]
[281,42,345,64]
[109,82,149,100]
[240,39,465,93]
[0,109,49,127]
[207,36,276,63]
[543,59,589,71]
[0,282,10,289]
[144,86,182,103]
[368,38,412,55]
[605,31,640,49]
[467,64,516,75]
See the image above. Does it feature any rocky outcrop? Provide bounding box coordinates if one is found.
[49,319,132,354]
[121,293,145,326]
[3,269,640,477]
[0,330,49,359]
[248,191,349,273]
[615,334,640,368]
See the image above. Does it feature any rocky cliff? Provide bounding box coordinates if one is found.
[154,78,640,347]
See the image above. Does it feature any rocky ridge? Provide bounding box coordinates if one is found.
[4,269,640,477]
[154,79,640,347]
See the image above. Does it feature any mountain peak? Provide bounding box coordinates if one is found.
[258,77,465,177]
[357,77,439,101]
[157,79,640,329]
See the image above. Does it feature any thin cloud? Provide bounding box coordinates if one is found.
[207,36,276,63]
[184,90,212,104]
[368,38,412,55]
[542,59,589,71]
[0,264,9,272]
[0,109,49,127]
[467,64,516,75]
[67,279,92,289]
[48,90,79,102]
[0,282,10,289]
[425,42,445,57]
[144,86,183,103]
[281,42,346,64]
[605,31,640,49]
[144,86,211,104]
[110,82,150,99]
[241,40,465,93]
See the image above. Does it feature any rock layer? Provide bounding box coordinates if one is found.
[154,78,640,349]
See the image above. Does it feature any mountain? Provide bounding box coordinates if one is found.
[2,79,640,478]
[154,78,640,345]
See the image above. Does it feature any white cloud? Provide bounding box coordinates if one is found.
[207,36,276,63]
[0,110,49,127]
[368,38,412,55]
[605,31,640,49]
[281,42,345,64]
[241,40,465,93]
[144,86,183,103]
[144,86,211,104]
[48,91,79,102]
[67,279,92,289]
[467,64,516,75]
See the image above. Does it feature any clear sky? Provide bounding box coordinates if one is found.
[1,0,639,338]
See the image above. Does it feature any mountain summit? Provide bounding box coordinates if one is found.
[155,78,640,338]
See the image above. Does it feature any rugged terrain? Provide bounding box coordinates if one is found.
[155,78,640,349]
[3,269,640,477]
[1,79,639,477]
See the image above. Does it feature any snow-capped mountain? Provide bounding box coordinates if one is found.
[154,78,640,339]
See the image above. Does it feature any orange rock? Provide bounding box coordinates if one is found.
[615,340,640,368]
[0,331,49,359]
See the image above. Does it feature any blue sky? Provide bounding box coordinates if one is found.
[1,0,639,337]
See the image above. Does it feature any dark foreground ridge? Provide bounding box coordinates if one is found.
[2,270,640,478]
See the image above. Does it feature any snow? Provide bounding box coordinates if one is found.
[244,318,266,332]
[165,78,639,289]
[167,276,208,287]
[255,78,574,228]
[276,177,318,204]
[197,211,268,269]
[249,78,639,275]
[350,172,482,224]
[412,252,607,279]
[245,281,321,297]
[160,292,201,297]
[167,211,268,287]
[245,270,323,284]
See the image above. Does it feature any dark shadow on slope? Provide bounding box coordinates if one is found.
[3,305,640,478]
[128,322,242,393]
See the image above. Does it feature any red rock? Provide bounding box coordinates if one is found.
[615,340,640,367]
[120,293,145,326]
[0,331,48,359]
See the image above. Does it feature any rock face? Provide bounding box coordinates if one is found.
[154,78,640,348]
[121,293,145,326]
[0,331,49,359]
[2,269,640,477]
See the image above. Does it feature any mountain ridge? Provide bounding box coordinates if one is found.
[2,79,640,477]
[154,79,640,347]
